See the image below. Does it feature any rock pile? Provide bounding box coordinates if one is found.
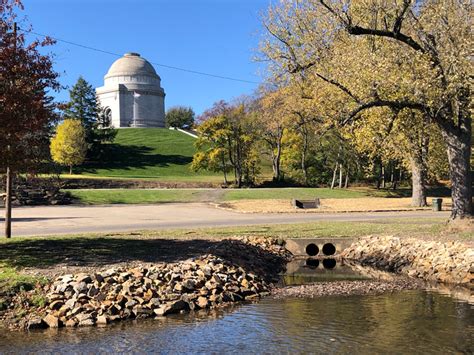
[342,236,473,285]
[28,237,290,329]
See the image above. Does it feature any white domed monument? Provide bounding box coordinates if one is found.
[96,53,166,128]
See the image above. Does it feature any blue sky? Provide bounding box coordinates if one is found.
[20,0,271,115]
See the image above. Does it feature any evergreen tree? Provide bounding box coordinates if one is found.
[64,76,116,158]
[64,76,98,133]
[90,106,117,157]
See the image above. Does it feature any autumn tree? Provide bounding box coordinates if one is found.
[165,106,195,129]
[0,0,60,237]
[258,87,291,182]
[192,100,260,187]
[261,0,472,219]
[50,119,87,174]
[192,114,232,185]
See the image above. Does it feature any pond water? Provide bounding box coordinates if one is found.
[0,260,472,354]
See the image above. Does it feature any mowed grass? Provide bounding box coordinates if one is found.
[67,189,209,204]
[74,128,221,181]
[65,186,453,206]
[67,187,377,205]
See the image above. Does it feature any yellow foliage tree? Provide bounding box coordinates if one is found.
[261,0,472,219]
[50,119,88,174]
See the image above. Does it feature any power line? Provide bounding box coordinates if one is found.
[20,29,261,85]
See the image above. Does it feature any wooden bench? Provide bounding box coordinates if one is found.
[292,198,320,209]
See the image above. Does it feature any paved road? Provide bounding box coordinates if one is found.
[0,203,449,237]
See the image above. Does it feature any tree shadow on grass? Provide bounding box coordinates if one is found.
[75,144,192,174]
[0,237,287,279]
[367,186,452,198]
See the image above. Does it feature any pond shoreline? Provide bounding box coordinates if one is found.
[1,235,472,331]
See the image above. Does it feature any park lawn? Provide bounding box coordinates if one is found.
[65,186,452,207]
[66,187,377,205]
[71,128,222,181]
[67,189,210,205]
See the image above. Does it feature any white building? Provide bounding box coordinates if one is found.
[96,52,166,128]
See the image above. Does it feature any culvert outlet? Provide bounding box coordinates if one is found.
[284,238,354,257]
[306,243,319,256]
[322,243,336,256]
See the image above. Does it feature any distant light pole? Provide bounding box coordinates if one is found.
[133,91,140,127]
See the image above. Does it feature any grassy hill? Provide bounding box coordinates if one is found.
[73,128,221,182]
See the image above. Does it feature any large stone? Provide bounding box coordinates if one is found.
[72,282,88,294]
[27,316,46,330]
[65,319,78,327]
[96,315,108,325]
[49,300,64,310]
[75,274,92,284]
[43,314,60,328]
[154,300,188,316]
[196,296,208,309]
[78,318,95,327]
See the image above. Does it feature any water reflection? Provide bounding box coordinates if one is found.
[305,258,319,269]
[322,258,337,269]
[0,291,472,353]
[282,258,374,285]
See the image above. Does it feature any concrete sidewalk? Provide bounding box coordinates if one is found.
[0,203,449,237]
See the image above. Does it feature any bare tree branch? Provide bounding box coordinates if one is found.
[346,25,425,52]
[318,0,425,53]
[315,73,361,103]
[341,100,429,126]
[393,0,411,33]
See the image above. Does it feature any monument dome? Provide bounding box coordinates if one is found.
[96,53,166,128]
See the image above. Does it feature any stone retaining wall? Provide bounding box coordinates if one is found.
[62,178,220,189]
[342,236,473,285]
[0,177,71,206]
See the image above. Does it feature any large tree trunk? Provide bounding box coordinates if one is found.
[301,126,309,186]
[410,133,429,207]
[301,132,308,186]
[330,162,338,189]
[4,167,12,238]
[442,124,472,219]
[338,163,343,188]
[381,164,385,189]
[222,155,228,185]
[410,157,427,207]
[272,140,282,182]
[376,160,382,189]
[301,148,308,185]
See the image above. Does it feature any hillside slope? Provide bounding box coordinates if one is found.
[75,128,220,181]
